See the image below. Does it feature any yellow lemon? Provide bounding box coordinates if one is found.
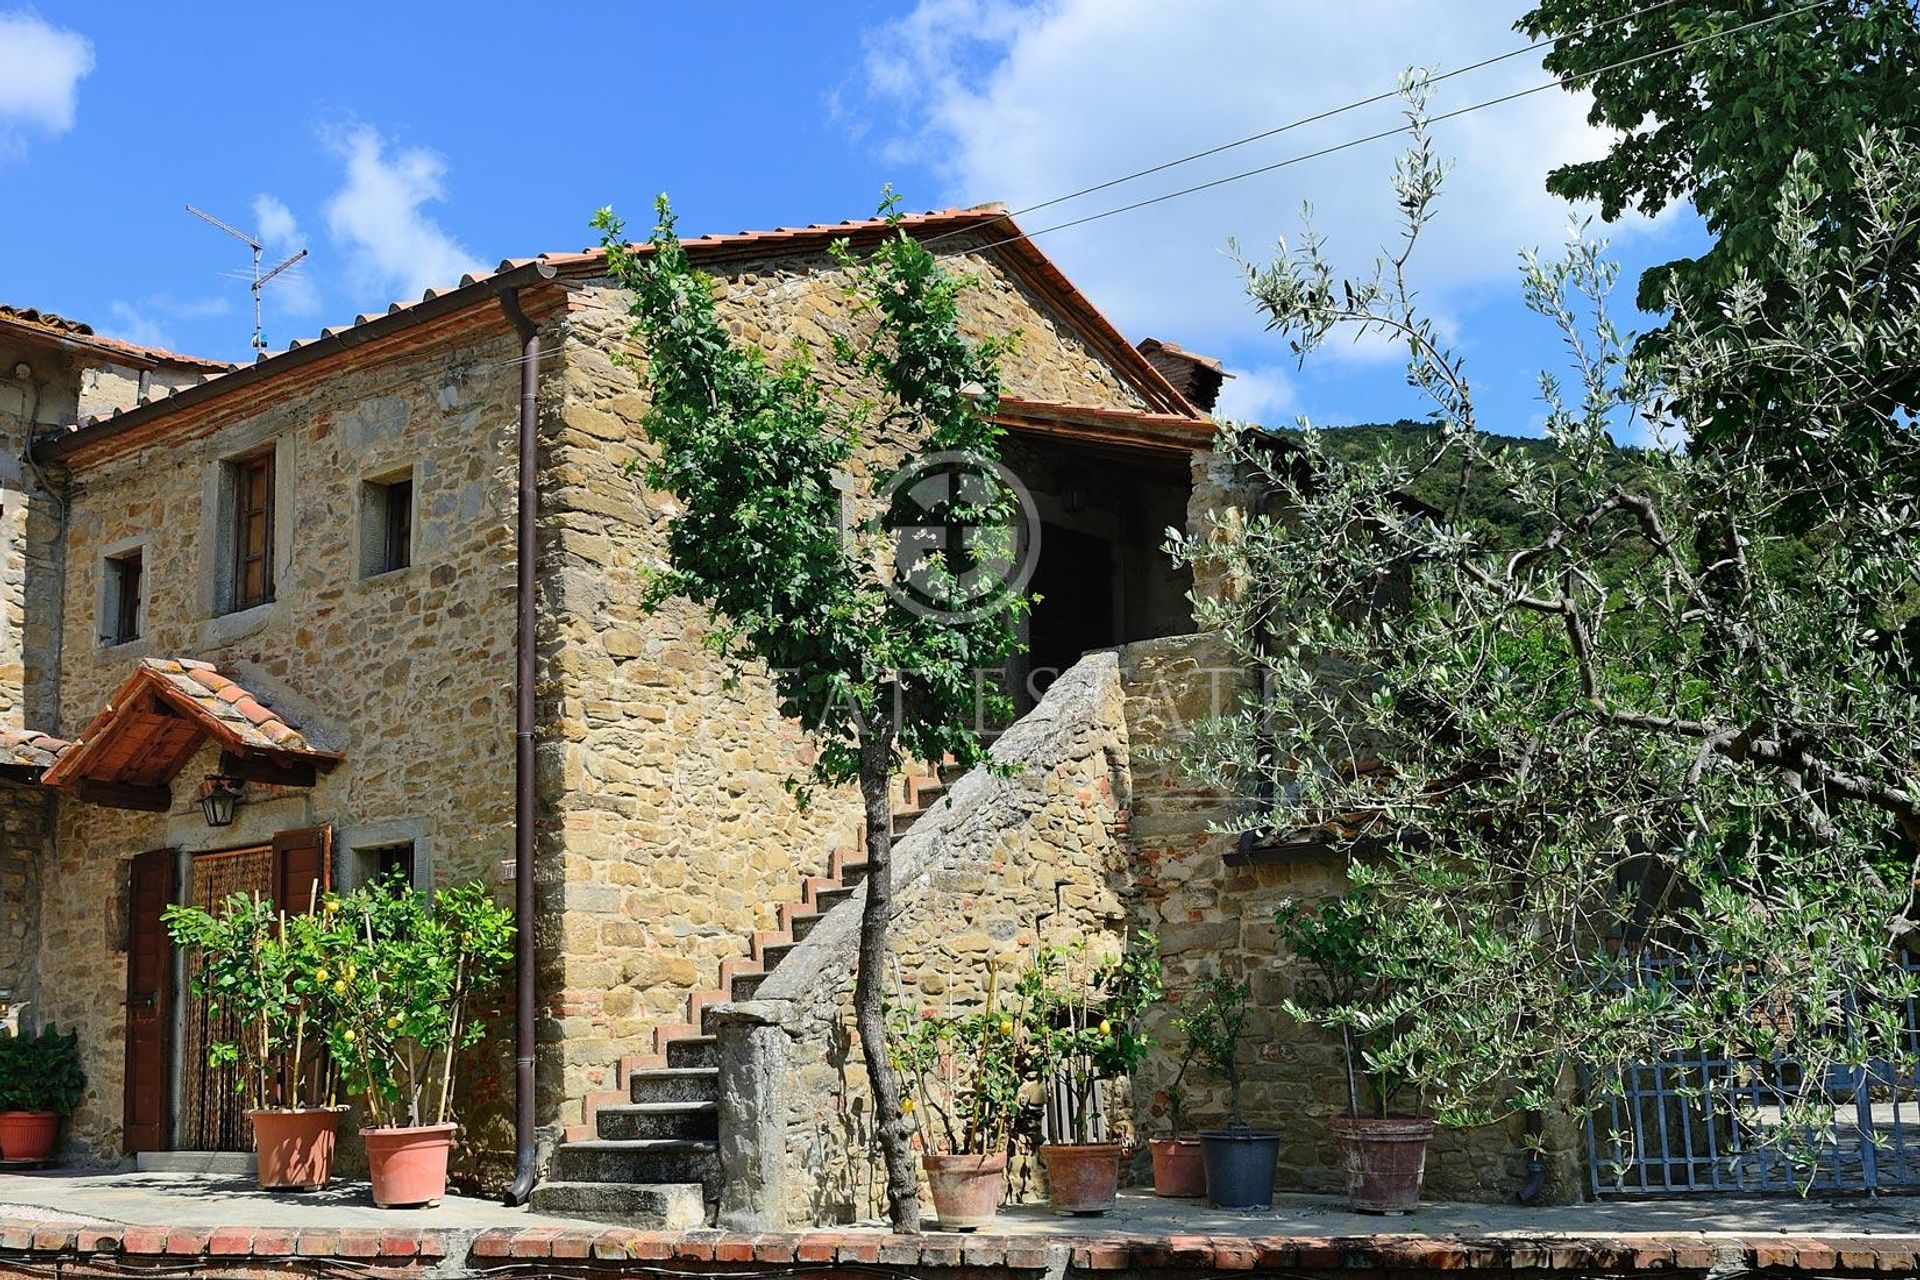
[387,1015,402,1029]
[998,1019,1014,1036]
[1099,1019,1113,1036]
[323,900,339,914]
[901,1098,915,1114]
[342,1029,356,1044]
[315,967,329,981]
[343,964,357,980]
[333,979,347,995]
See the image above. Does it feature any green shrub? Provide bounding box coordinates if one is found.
[0,1024,84,1116]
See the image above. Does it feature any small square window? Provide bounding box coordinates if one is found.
[360,472,415,577]
[103,549,144,646]
[356,840,417,890]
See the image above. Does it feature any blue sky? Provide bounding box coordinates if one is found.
[0,3,1709,440]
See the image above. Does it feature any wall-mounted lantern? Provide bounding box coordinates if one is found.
[197,773,245,827]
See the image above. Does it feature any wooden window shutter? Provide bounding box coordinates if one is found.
[272,825,333,914]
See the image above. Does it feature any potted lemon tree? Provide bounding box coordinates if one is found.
[165,894,347,1190]
[0,1025,84,1163]
[1022,934,1161,1215]
[890,972,1026,1231]
[328,873,513,1208]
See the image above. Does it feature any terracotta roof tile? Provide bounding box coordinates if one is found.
[0,303,232,372]
[41,658,339,794]
[52,205,1205,455]
[0,728,74,774]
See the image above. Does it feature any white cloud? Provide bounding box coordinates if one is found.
[322,125,485,302]
[853,0,1672,354]
[0,11,94,157]
[1212,363,1296,426]
[252,193,322,316]
[105,295,232,354]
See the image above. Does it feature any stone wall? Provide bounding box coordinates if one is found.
[0,784,49,1025]
[1118,632,1585,1203]
[535,230,1176,1130]
[713,651,1138,1228]
[34,321,527,1167]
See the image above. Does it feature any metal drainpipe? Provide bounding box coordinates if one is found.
[498,285,541,1206]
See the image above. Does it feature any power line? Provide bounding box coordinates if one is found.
[959,0,1835,256]
[925,0,1695,246]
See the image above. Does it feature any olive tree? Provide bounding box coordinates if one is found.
[1174,87,1920,1169]
[594,195,1024,1231]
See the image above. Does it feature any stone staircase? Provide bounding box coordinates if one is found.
[529,764,953,1225]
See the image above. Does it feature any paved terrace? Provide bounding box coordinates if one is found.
[3,1172,1920,1276]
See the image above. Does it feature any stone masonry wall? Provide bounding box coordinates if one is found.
[1119,630,1585,1204]
[35,322,525,1168]
[535,230,1166,1131]
[728,650,1137,1228]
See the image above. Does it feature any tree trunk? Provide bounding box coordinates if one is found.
[855,722,920,1233]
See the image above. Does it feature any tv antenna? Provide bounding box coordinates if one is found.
[185,204,308,355]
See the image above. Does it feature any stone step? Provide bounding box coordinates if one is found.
[595,1099,718,1142]
[911,780,949,808]
[891,808,923,836]
[730,970,769,1001]
[758,939,798,971]
[527,1180,707,1228]
[938,763,967,785]
[550,1138,721,1192]
[789,910,825,943]
[811,884,858,915]
[665,1035,720,1070]
[630,1066,719,1105]
[837,859,870,887]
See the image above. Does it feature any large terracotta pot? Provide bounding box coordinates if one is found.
[1329,1115,1436,1214]
[251,1108,345,1191]
[922,1151,1006,1231]
[0,1112,60,1162]
[1039,1142,1124,1215]
[362,1123,457,1208]
[1148,1137,1206,1197]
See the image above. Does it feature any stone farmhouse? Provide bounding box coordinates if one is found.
[0,208,1572,1227]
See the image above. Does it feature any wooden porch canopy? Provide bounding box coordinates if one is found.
[41,658,341,811]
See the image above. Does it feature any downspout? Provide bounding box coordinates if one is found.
[498,282,544,1206]
[1516,1109,1548,1204]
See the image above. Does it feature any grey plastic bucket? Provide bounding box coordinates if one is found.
[1200,1128,1281,1209]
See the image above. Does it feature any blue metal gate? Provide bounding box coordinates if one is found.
[1582,955,1920,1196]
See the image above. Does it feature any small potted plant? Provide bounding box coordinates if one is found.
[890,971,1025,1231]
[1278,891,1435,1214]
[1147,1012,1205,1196]
[165,893,347,1190]
[0,1024,84,1162]
[1187,972,1280,1209]
[1022,933,1161,1215]
[330,873,513,1208]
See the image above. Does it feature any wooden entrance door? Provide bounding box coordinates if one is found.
[122,848,176,1155]
[174,826,334,1152]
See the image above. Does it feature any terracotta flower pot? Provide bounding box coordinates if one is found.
[1329,1115,1436,1214]
[1148,1136,1206,1197]
[362,1123,457,1208]
[921,1151,1007,1231]
[1039,1142,1124,1215]
[251,1107,345,1191]
[0,1112,60,1162]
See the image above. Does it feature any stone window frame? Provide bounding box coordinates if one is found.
[96,534,151,653]
[197,427,295,644]
[335,817,434,892]
[356,463,420,581]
